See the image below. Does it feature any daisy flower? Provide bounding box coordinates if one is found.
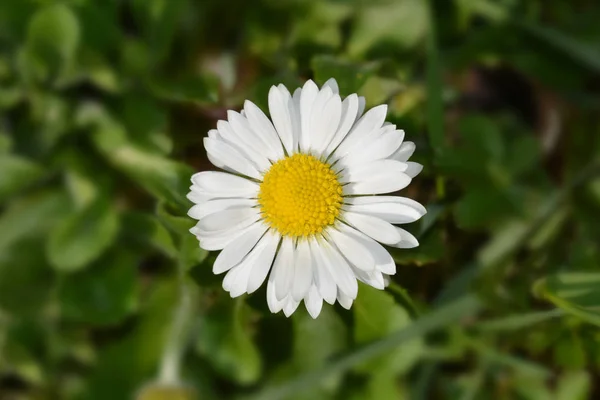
[188,78,425,318]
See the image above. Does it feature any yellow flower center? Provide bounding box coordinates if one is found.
[258,153,343,238]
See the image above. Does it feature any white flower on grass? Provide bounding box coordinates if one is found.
[188,78,425,318]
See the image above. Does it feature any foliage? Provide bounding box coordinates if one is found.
[0,0,599,399]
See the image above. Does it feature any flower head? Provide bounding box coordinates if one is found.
[188,78,425,318]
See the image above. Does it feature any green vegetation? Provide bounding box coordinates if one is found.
[0,0,599,399]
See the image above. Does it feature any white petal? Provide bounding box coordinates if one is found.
[268,85,295,154]
[307,86,335,153]
[390,227,419,248]
[334,105,387,158]
[354,268,386,290]
[324,94,359,155]
[344,171,411,195]
[323,78,339,94]
[304,286,323,319]
[327,226,375,271]
[207,129,219,139]
[273,237,295,301]
[357,96,366,119]
[309,238,337,304]
[213,223,268,274]
[204,138,261,179]
[343,211,401,245]
[338,224,396,275]
[337,289,354,309]
[292,240,313,301]
[311,93,341,156]
[336,129,404,169]
[228,110,278,161]
[197,207,260,233]
[340,159,407,183]
[318,237,358,299]
[404,162,423,178]
[344,196,426,224]
[337,223,396,274]
[391,141,416,162]
[188,198,256,220]
[216,120,271,171]
[197,222,256,251]
[247,231,280,293]
[191,171,259,198]
[299,80,319,152]
[244,100,284,159]
[283,297,300,317]
[267,275,285,313]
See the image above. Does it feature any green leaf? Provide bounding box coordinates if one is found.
[475,309,564,332]
[47,198,120,272]
[25,3,80,78]
[311,56,375,94]
[84,279,179,400]
[454,186,514,229]
[130,0,188,65]
[293,307,347,370]
[354,284,423,376]
[556,370,591,400]
[121,212,178,259]
[553,334,587,370]
[0,238,54,316]
[196,297,262,385]
[348,0,429,57]
[58,249,139,326]
[533,272,600,327]
[0,190,69,252]
[458,115,504,161]
[0,154,44,202]
[150,75,220,105]
[93,121,193,210]
[248,295,480,400]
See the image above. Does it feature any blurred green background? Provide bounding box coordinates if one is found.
[1,0,600,399]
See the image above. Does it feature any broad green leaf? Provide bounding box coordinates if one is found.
[553,334,587,370]
[458,115,504,160]
[58,250,139,326]
[25,3,80,78]
[556,370,591,400]
[0,154,44,202]
[136,384,197,400]
[121,212,178,259]
[0,238,54,316]
[0,190,69,252]
[196,297,262,385]
[354,284,423,376]
[348,0,429,57]
[533,272,600,327]
[0,133,11,153]
[292,1,353,49]
[130,0,188,65]
[284,308,347,399]
[454,186,514,229]
[150,75,219,105]
[47,198,120,272]
[84,279,178,400]
[311,56,375,94]
[93,122,193,210]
